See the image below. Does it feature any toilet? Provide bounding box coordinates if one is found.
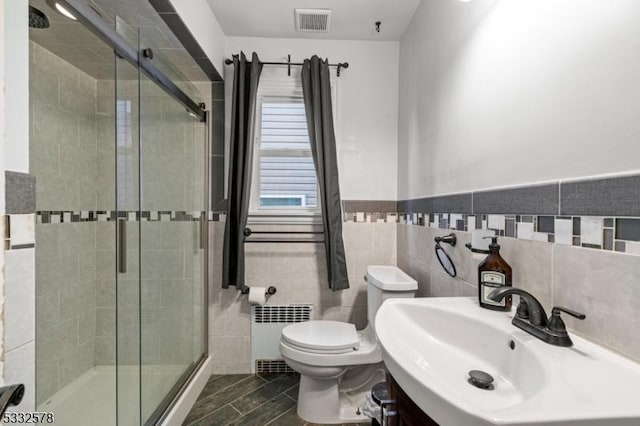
[279,265,417,424]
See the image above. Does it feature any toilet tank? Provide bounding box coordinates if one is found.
[366,266,418,330]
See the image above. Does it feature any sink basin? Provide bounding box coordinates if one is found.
[375,297,640,426]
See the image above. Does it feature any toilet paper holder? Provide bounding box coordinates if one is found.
[241,286,277,296]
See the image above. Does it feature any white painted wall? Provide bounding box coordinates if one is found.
[3,0,28,173]
[0,0,7,384]
[226,36,400,200]
[168,0,226,75]
[1,1,36,409]
[398,0,640,199]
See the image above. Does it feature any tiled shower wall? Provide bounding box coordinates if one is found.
[30,41,102,402]
[31,41,210,403]
[208,218,397,374]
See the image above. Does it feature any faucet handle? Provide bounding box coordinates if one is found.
[548,306,586,333]
[552,306,586,320]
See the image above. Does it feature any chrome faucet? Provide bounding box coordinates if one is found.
[488,287,586,347]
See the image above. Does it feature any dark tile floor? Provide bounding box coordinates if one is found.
[183,374,364,426]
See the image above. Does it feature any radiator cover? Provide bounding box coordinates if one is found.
[251,304,313,374]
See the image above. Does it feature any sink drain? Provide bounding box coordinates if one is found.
[468,370,494,390]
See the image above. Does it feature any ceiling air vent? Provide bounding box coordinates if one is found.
[295,8,332,33]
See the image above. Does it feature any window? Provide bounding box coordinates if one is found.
[250,84,322,221]
[116,100,135,208]
[257,101,317,207]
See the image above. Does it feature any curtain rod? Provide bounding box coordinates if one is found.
[224,54,349,76]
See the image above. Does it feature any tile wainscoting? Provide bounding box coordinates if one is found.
[398,224,640,362]
[207,175,640,371]
[394,173,640,362]
[400,213,640,255]
[208,210,397,374]
[3,172,37,411]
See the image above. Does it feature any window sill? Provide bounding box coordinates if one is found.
[247,212,322,225]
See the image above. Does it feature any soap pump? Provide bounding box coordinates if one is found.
[478,236,512,311]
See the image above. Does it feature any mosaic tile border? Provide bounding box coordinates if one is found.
[401,212,640,256]
[342,211,398,223]
[339,210,640,255]
[36,210,213,224]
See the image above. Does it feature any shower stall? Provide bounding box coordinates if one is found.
[29,0,210,424]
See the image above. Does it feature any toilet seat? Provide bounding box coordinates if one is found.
[281,320,360,354]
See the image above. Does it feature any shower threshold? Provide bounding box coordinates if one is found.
[38,365,187,426]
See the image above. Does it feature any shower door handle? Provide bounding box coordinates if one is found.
[118,218,127,273]
[199,215,206,250]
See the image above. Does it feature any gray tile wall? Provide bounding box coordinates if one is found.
[398,174,640,218]
[31,36,211,413]
[30,41,102,403]
[35,223,98,403]
[30,42,99,212]
[560,175,640,217]
[95,85,208,418]
[5,171,36,214]
[397,224,640,361]
[211,81,225,211]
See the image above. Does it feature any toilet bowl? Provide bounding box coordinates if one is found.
[279,265,417,424]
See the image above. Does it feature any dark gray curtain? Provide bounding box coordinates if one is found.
[223,52,263,291]
[301,56,349,291]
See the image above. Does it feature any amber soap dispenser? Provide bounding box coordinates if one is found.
[478,236,512,311]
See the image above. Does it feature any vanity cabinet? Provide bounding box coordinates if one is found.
[386,373,439,426]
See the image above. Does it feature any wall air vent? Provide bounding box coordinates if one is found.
[295,8,332,33]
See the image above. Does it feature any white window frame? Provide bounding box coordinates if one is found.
[248,79,337,224]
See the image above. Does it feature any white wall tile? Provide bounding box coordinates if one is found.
[554,218,573,245]
[4,249,35,351]
[9,214,35,246]
[488,215,505,230]
[624,241,640,256]
[467,216,476,231]
[5,342,36,411]
[581,217,603,246]
[516,222,534,240]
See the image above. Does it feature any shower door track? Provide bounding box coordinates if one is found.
[57,0,206,122]
[147,354,207,426]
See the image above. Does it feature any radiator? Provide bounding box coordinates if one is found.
[251,304,314,374]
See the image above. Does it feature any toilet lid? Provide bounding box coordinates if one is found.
[282,321,360,353]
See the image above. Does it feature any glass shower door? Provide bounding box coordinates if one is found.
[115,16,142,426]
[138,33,207,424]
[114,18,207,425]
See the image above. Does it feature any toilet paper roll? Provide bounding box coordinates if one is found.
[248,286,268,306]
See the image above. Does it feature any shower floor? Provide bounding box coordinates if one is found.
[38,365,187,426]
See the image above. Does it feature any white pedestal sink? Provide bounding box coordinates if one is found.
[375,297,640,426]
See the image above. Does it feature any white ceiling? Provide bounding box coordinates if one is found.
[206,0,422,41]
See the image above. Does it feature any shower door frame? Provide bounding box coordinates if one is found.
[59,0,206,122]
[59,0,210,424]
